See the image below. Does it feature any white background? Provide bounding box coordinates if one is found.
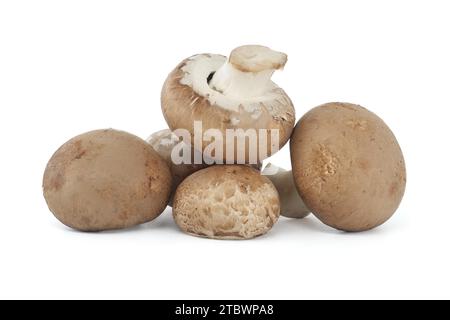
[0,0,449,300]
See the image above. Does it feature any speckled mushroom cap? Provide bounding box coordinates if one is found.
[290,103,406,232]
[173,165,280,240]
[161,45,295,164]
[43,129,172,231]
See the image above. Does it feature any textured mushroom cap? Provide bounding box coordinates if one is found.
[43,129,172,231]
[290,103,406,232]
[173,165,280,240]
[161,54,295,163]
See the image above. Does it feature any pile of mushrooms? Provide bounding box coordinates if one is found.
[43,45,406,238]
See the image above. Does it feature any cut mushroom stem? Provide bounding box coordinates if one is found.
[262,163,310,219]
[210,45,288,99]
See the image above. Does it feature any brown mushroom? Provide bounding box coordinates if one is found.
[173,165,280,240]
[161,45,295,164]
[290,102,406,232]
[43,129,172,231]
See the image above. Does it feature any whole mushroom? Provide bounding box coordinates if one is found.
[161,45,295,164]
[43,129,172,231]
[290,102,407,232]
[173,165,280,240]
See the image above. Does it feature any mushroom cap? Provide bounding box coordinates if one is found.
[161,54,295,163]
[290,103,406,232]
[147,129,207,189]
[146,129,208,202]
[173,165,280,240]
[43,129,172,231]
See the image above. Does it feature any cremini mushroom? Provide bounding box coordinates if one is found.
[161,45,295,164]
[262,163,310,219]
[173,165,280,240]
[290,102,407,232]
[43,129,172,231]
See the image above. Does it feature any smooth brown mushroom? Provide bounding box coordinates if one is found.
[43,129,172,231]
[290,102,406,232]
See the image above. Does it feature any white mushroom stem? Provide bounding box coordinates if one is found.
[210,45,287,99]
[262,163,310,219]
